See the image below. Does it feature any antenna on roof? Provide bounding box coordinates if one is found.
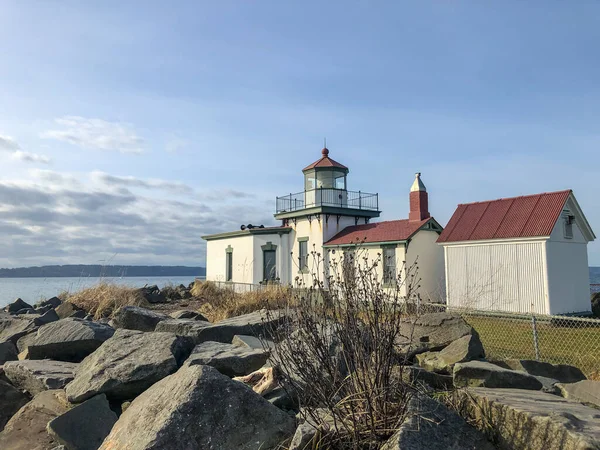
[324,137,327,148]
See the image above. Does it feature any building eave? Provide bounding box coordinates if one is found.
[202,227,293,241]
[274,206,381,220]
[324,240,407,248]
[438,235,550,246]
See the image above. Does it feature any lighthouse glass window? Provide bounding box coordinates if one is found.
[383,247,396,285]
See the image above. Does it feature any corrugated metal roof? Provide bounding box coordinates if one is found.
[438,190,571,243]
[325,218,431,246]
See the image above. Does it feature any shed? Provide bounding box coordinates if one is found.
[438,190,595,315]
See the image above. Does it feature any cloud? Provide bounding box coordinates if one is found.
[0,134,52,164]
[41,116,145,154]
[90,171,194,195]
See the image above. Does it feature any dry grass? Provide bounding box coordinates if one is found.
[191,280,293,322]
[62,282,148,319]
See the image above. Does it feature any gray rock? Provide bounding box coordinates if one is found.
[0,389,70,450]
[0,341,18,364]
[402,365,453,390]
[557,380,600,408]
[185,341,269,377]
[137,285,166,304]
[416,334,485,374]
[381,394,495,450]
[36,297,63,309]
[15,308,36,315]
[111,306,170,332]
[233,334,275,350]
[3,360,78,396]
[288,421,320,450]
[26,318,114,362]
[99,364,295,450]
[453,361,543,390]
[35,305,54,315]
[459,388,600,450]
[169,310,208,320]
[0,317,37,344]
[47,393,118,450]
[15,331,37,353]
[83,314,94,321]
[155,309,285,344]
[265,386,298,410]
[34,309,60,326]
[55,302,85,320]
[534,375,561,395]
[66,329,194,403]
[70,310,87,319]
[501,359,587,384]
[396,313,474,360]
[0,380,29,432]
[5,299,33,314]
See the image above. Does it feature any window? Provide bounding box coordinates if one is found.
[225,248,233,282]
[298,240,308,272]
[263,250,277,281]
[564,212,574,239]
[382,246,396,285]
[335,175,345,189]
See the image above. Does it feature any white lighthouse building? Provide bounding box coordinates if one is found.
[202,147,446,301]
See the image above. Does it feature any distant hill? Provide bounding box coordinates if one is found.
[0,265,206,278]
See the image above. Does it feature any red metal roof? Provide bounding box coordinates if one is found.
[325,218,431,246]
[437,190,571,243]
[303,148,348,171]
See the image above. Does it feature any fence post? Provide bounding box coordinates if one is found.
[531,315,540,361]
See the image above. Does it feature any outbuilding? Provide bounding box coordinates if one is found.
[438,190,595,315]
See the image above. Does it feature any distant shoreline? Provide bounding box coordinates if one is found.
[0,265,206,279]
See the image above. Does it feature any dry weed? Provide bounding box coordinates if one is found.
[63,282,148,319]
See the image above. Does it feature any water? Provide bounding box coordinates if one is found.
[590,267,600,285]
[0,276,203,307]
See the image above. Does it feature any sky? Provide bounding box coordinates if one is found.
[1,1,599,268]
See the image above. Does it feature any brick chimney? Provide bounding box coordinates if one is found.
[409,172,430,221]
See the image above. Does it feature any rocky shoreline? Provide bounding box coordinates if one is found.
[1,290,599,449]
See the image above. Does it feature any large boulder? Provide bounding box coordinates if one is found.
[33,309,60,326]
[0,380,29,432]
[156,309,285,344]
[3,360,78,396]
[66,329,194,403]
[453,361,543,390]
[557,380,600,408]
[137,285,166,304]
[401,365,453,390]
[416,334,485,374]
[396,312,474,360]
[5,299,33,314]
[185,341,269,377]
[99,364,296,450]
[54,302,85,320]
[111,306,169,332]
[499,359,587,384]
[35,297,62,309]
[47,393,118,450]
[381,394,495,450]
[0,389,71,450]
[233,334,275,350]
[458,388,600,450]
[169,310,208,321]
[26,318,114,362]
[0,317,37,344]
[0,341,18,364]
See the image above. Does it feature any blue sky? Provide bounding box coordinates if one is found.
[1,1,599,267]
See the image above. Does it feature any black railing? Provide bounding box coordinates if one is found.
[276,189,379,213]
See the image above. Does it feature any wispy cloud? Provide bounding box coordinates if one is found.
[41,116,145,154]
[91,171,194,195]
[0,134,52,164]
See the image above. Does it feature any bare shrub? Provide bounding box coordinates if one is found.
[64,282,147,319]
[266,245,422,449]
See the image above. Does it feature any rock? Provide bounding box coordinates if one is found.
[416,334,485,374]
[233,334,275,350]
[288,421,319,450]
[66,329,194,403]
[70,310,87,319]
[16,331,37,352]
[381,394,495,450]
[459,388,600,450]
[396,312,474,360]
[156,309,285,344]
[54,302,85,320]
[34,305,53,315]
[0,380,29,432]
[557,380,600,408]
[453,361,543,390]
[0,317,37,344]
[83,314,94,321]
[401,365,453,390]
[47,393,117,450]
[264,386,298,410]
[34,309,60,326]
[111,306,169,332]
[500,359,587,384]
[36,297,63,309]
[185,341,269,377]
[0,389,70,450]
[26,318,115,362]
[99,364,295,450]
[534,375,561,395]
[3,360,78,396]
[5,299,33,314]
[0,341,18,364]
[15,307,36,315]
[0,365,8,383]
[169,310,208,320]
[137,285,166,304]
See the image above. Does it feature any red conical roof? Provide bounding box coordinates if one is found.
[303,148,348,171]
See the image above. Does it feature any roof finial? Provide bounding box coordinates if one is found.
[322,138,329,157]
